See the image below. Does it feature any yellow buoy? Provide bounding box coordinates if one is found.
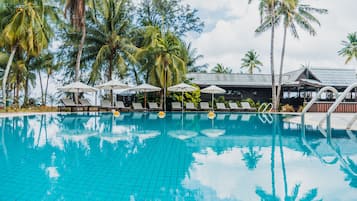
[208,111,216,119]
[158,111,166,118]
[113,110,120,117]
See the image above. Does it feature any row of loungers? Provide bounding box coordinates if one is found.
[172,101,256,112]
[59,98,256,112]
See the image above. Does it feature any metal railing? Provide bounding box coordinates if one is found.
[319,82,357,137]
[301,86,339,115]
[258,103,273,113]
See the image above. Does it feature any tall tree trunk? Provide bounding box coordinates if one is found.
[44,72,50,106]
[38,70,45,106]
[163,64,168,111]
[15,73,20,107]
[2,45,17,111]
[24,74,29,107]
[109,53,113,105]
[270,6,277,111]
[74,22,86,104]
[276,26,288,108]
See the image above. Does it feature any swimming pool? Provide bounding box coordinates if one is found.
[0,112,357,200]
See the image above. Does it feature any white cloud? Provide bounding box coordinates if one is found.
[184,0,357,73]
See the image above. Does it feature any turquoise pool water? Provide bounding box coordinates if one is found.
[1,112,357,200]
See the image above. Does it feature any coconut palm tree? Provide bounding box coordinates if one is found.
[0,1,51,110]
[251,0,280,111]
[338,32,357,66]
[241,50,263,74]
[83,0,137,103]
[275,0,327,108]
[211,63,232,74]
[184,42,208,73]
[64,0,86,82]
[137,26,187,110]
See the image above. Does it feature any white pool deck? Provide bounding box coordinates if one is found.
[284,112,357,131]
[1,112,357,131]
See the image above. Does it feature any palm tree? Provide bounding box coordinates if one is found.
[137,26,187,110]
[0,1,51,110]
[211,63,232,74]
[275,0,327,108]
[338,32,357,66]
[241,50,263,74]
[64,0,86,82]
[84,0,137,104]
[252,0,279,111]
[31,52,58,106]
[184,42,208,73]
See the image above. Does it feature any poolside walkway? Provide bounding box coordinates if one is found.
[284,113,357,131]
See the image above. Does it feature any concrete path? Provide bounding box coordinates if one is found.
[285,113,357,131]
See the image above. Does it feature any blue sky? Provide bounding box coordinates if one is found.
[183,0,357,73]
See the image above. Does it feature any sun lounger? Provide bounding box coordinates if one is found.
[115,101,130,111]
[79,99,99,111]
[148,102,160,111]
[228,102,243,111]
[241,102,256,112]
[171,102,182,111]
[100,100,116,111]
[199,102,211,111]
[216,103,229,111]
[185,102,197,111]
[59,98,82,112]
[132,102,145,111]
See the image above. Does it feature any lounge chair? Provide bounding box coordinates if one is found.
[185,102,197,111]
[216,103,229,111]
[59,98,81,112]
[132,102,145,111]
[79,98,99,111]
[148,102,160,111]
[100,100,116,111]
[115,101,130,111]
[241,102,256,112]
[171,102,182,111]
[200,102,211,111]
[228,102,243,111]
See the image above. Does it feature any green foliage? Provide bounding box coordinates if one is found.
[137,0,204,36]
[215,96,226,104]
[137,26,187,88]
[241,50,263,74]
[242,98,256,108]
[338,32,357,64]
[211,63,232,74]
[172,85,201,107]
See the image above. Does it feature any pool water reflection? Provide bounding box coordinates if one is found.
[0,112,357,200]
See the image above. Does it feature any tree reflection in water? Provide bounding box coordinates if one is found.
[241,145,263,170]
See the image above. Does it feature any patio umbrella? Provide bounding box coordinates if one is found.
[57,81,97,104]
[200,117,225,138]
[96,80,130,106]
[58,81,97,93]
[131,83,161,110]
[200,85,226,111]
[168,83,197,112]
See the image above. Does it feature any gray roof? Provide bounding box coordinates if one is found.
[186,73,289,88]
[187,67,357,88]
[309,68,356,86]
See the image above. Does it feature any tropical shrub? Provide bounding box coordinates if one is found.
[281,104,295,112]
[172,85,201,107]
[242,98,256,108]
